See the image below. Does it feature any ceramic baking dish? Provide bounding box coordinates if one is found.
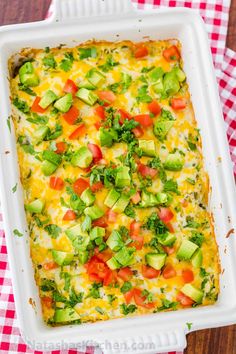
[0,0,236,353]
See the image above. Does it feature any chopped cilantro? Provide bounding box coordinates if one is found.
[61,272,71,291]
[200,267,209,277]
[107,294,117,305]
[145,212,168,235]
[59,52,75,72]
[157,299,178,311]
[163,179,179,194]
[68,288,83,307]
[43,55,56,69]
[184,216,200,229]
[12,183,17,193]
[27,113,49,125]
[18,83,36,96]
[189,231,204,247]
[44,124,63,140]
[7,117,11,132]
[120,281,132,294]
[99,54,119,72]
[186,178,196,185]
[78,47,97,59]
[120,303,137,315]
[136,85,152,103]
[13,97,30,114]
[124,204,136,218]
[40,279,56,292]
[161,108,175,121]
[186,322,193,330]
[86,282,102,299]
[13,229,23,237]
[44,224,61,239]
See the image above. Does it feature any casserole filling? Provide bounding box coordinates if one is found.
[9,40,220,325]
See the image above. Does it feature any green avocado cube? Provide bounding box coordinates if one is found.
[153,120,174,142]
[84,205,104,220]
[33,126,49,144]
[99,128,118,147]
[86,68,105,87]
[191,249,203,268]
[114,247,135,266]
[181,284,203,303]
[115,166,130,188]
[173,67,186,82]
[41,160,58,176]
[148,67,164,82]
[53,308,80,323]
[138,139,156,157]
[71,147,93,168]
[65,224,89,251]
[90,226,105,241]
[52,250,74,266]
[156,192,170,205]
[42,150,62,166]
[106,230,124,251]
[152,79,164,94]
[78,250,89,264]
[164,152,184,171]
[26,198,45,213]
[78,80,96,90]
[145,253,166,270]
[104,189,120,208]
[163,71,180,96]
[39,90,57,109]
[177,240,199,260]
[19,62,39,87]
[76,88,98,106]
[158,232,177,247]
[112,195,130,213]
[54,93,73,112]
[80,188,95,206]
[139,190,158,208]
[106,257,120,270]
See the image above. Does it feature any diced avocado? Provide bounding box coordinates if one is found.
[181,284,203,303]
[41,160,58,176]
[39,90,57,109]
[52,250,74,266]
[42,150,62,166]
[33,126,49,144]
[152,79,164,94]
[76,88,98,106]
[138,139,156,157]
[158,232,177,247]
[173,67,186,82]
[156,192,171,205]
[177,240,199,260]
[145,253,167,270]
[80,188,95,206]
[26,198,45,213]
[191,249,203,268]
[84,205,104,220]
[163,71,180,96]
[53,308,80,323]
[54,93,73,113]
[104,189,120,208]
[115,166,130,188]
[71,147,93,168]
[164,152,184,171]
[19,62,39,87]
[78,80,96,90]
[153,120,174,142]
[112,195,130,213]
[99,128,118,147]
[65,224,89,251]
[90,226,105,240]
[148,67,164,83]
[114,247,135,266]
[140,190,158,208]
[78,250,89,264]
[107,257,120,270]
[86,68,105,87]
[106,230,124,251]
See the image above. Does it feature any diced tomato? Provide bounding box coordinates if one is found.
[134,45,149,59]
[166,222,175,233]
[106,209,117,223]
[117,109,132,124]
[94,105,106,120]
[42,296,53,308]
[148,100,161,116]
[88,143,103,163]
[170,98,187,110]
[133,288,155,309]
[95,248,113,262]
[97,91,116,106]
[162,264,176,279]
[49,176,64,191]
[63,210,77,221]
[90,181,103,193]
[31,96,47,113]
[69,123,86,140]
[142,265,160,279]
[137,163,157,178]
[163,45,180,62]
[182,269,194,283]
[163,246,175,255]
[176,291,194,306]
[89,273,102,283]
[73,178,90,196]
[130,221,141,237]
[117,267,133,281]
[55,142,67,154]
[63,79,78,96]
[43,261,58,270]
[130,222,143,250]
[92,216,108,228]
[132,126,144,138]
[103,269,117,286]
[94,121,102,130]
[124,289,134,304]
[131,191,141,205]
[134,114,153,127]
[63,106,79,125]
[158,207,174,223]
[86,256,111,284]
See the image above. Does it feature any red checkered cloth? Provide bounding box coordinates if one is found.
[0,0,235,353]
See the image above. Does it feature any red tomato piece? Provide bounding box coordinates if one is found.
[142,265,160,279]
[117,109,132,124]
[163,246,175,255]
[92,216,108,228]
[42,296,53,308]
[117,267,133,281]
[124,289,134,304]
[106,209,117,223]
[63,106,79,125]
[137,163,157,178]
[63,79,78,96]
[163,45,180,62]
[95,248,113,262]
[166,222,175,233]
[97,91,116,106]
[170,98,187,110]
[148,100,161,116]
[94,121,102,130]
[90,181,103,193]
[103,269,117,286]
[87,256,110,283]
[69,124,86,140]
[162,264,176,279]
[88,143,103,163]
[134,45,149,58]
[49,176,64,191]
[31,97,47,113]
[131,191,141,205]
[73,178,90,196]
[182,269,194,283]
[43,261,58,270]
[63,210,77,221]
[158,207,174,223]
[133,288,155,309]
[176,291,194,306]
[132,126,144,138]
[130,221,141,237]
[134,114,153,127]
[94,105,106,120]
[55,142,67,154]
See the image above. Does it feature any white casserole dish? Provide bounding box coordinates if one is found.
[0,0,236,353]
